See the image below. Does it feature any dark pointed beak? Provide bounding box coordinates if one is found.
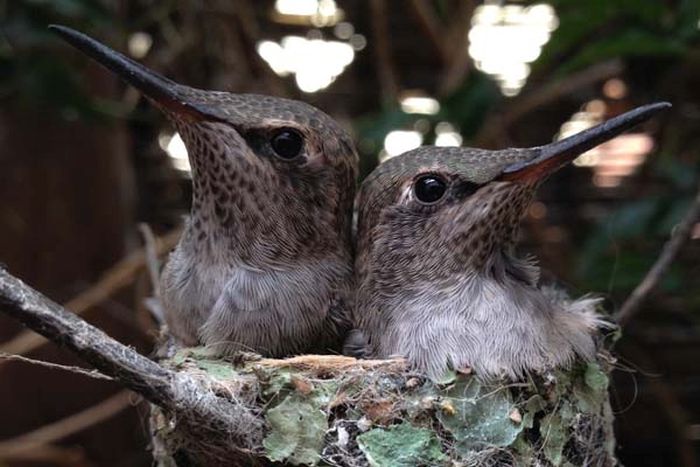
[49,25,223,122]
[500,102,671,182]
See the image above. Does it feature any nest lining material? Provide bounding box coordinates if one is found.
[150,351,617,467]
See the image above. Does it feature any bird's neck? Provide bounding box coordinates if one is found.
[182,205,351,271]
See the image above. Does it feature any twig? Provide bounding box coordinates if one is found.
[476,59,624,147]
[408,0,450,64]
[137,224,168,325]
[138,223,162,297]
[0,444,88,466]
[615,182,700,326]
[258,354,406,372]
[0,267,262,460]
[0,228,180,359]
[0,268,176,407]
[0,391,133,458]
[0,352,113,380]
[369,0,399,103]
[437,0,476,97]
[227,0,290,96]
[622,342,697,467]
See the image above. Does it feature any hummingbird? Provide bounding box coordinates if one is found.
[348,103,670,379]
[51,26,358,357]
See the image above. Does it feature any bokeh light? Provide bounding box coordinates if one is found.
[273,0,344,27]
[127,32,152,59]
[159,132,190,173]
[559,98,655,188]
[468,2,558,96]
[257,35,357,93]
[382,130,423,161]
[399,95,440,115]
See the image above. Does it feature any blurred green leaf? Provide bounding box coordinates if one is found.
[0,0,123,117]
[441,72,501,140]
[556,30,685,75]
[657,198,693,235]
[539,0,694,76]
[675,0,700,40]
[657,157,698,190]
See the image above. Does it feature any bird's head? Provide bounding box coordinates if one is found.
[355,103,669,284]
[51,26,358,264]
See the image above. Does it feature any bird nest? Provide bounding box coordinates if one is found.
[149,350,617,466]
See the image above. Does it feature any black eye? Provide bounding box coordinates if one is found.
[414,175,447,203]
[271,128,304,159]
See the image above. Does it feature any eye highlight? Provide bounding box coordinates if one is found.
[271,128,304,159]
[414,175,447,204]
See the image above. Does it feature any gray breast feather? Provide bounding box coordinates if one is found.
[372,275,608,380]
[161,244,351,356]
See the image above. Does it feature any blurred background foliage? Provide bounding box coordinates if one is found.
[1,0,699,466]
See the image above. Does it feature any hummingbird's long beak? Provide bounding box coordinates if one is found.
[49,25,223,122]
[500,102,671,182]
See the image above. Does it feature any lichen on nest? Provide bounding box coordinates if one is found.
[150,350,617,467]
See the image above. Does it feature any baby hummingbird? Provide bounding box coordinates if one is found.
[52,26,358,357]
[349,103,669,379]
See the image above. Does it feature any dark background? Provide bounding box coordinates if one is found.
[1,0,699,465]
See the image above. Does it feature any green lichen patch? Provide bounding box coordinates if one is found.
[263,396,327,465]
[539,404,574,465]
[169,347,239,380]
[574,362,610,413]
[357,423,447,467]
[585,362,609,392]
[259,368,340,465]
[437,378,524,454]
[261,367,294,397]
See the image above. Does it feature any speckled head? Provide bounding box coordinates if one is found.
[356,103,669,281]
[51,25,358,265]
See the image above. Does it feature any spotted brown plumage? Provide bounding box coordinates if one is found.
[349,103,670,380]
[52,26,358,357]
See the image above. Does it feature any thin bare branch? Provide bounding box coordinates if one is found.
[138,223,162,297]
[616,182,700,326]
[0,267,263,461]
[622,343,698,467]
[0,268,176,407]
[0,444,88,466]
[437,0,477,97]
[0,391,133,458]
[0,352,113,380]
[369,0,399,103]
[476,60,624,147]
[0,228,180,359]
[408,0,451,64]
